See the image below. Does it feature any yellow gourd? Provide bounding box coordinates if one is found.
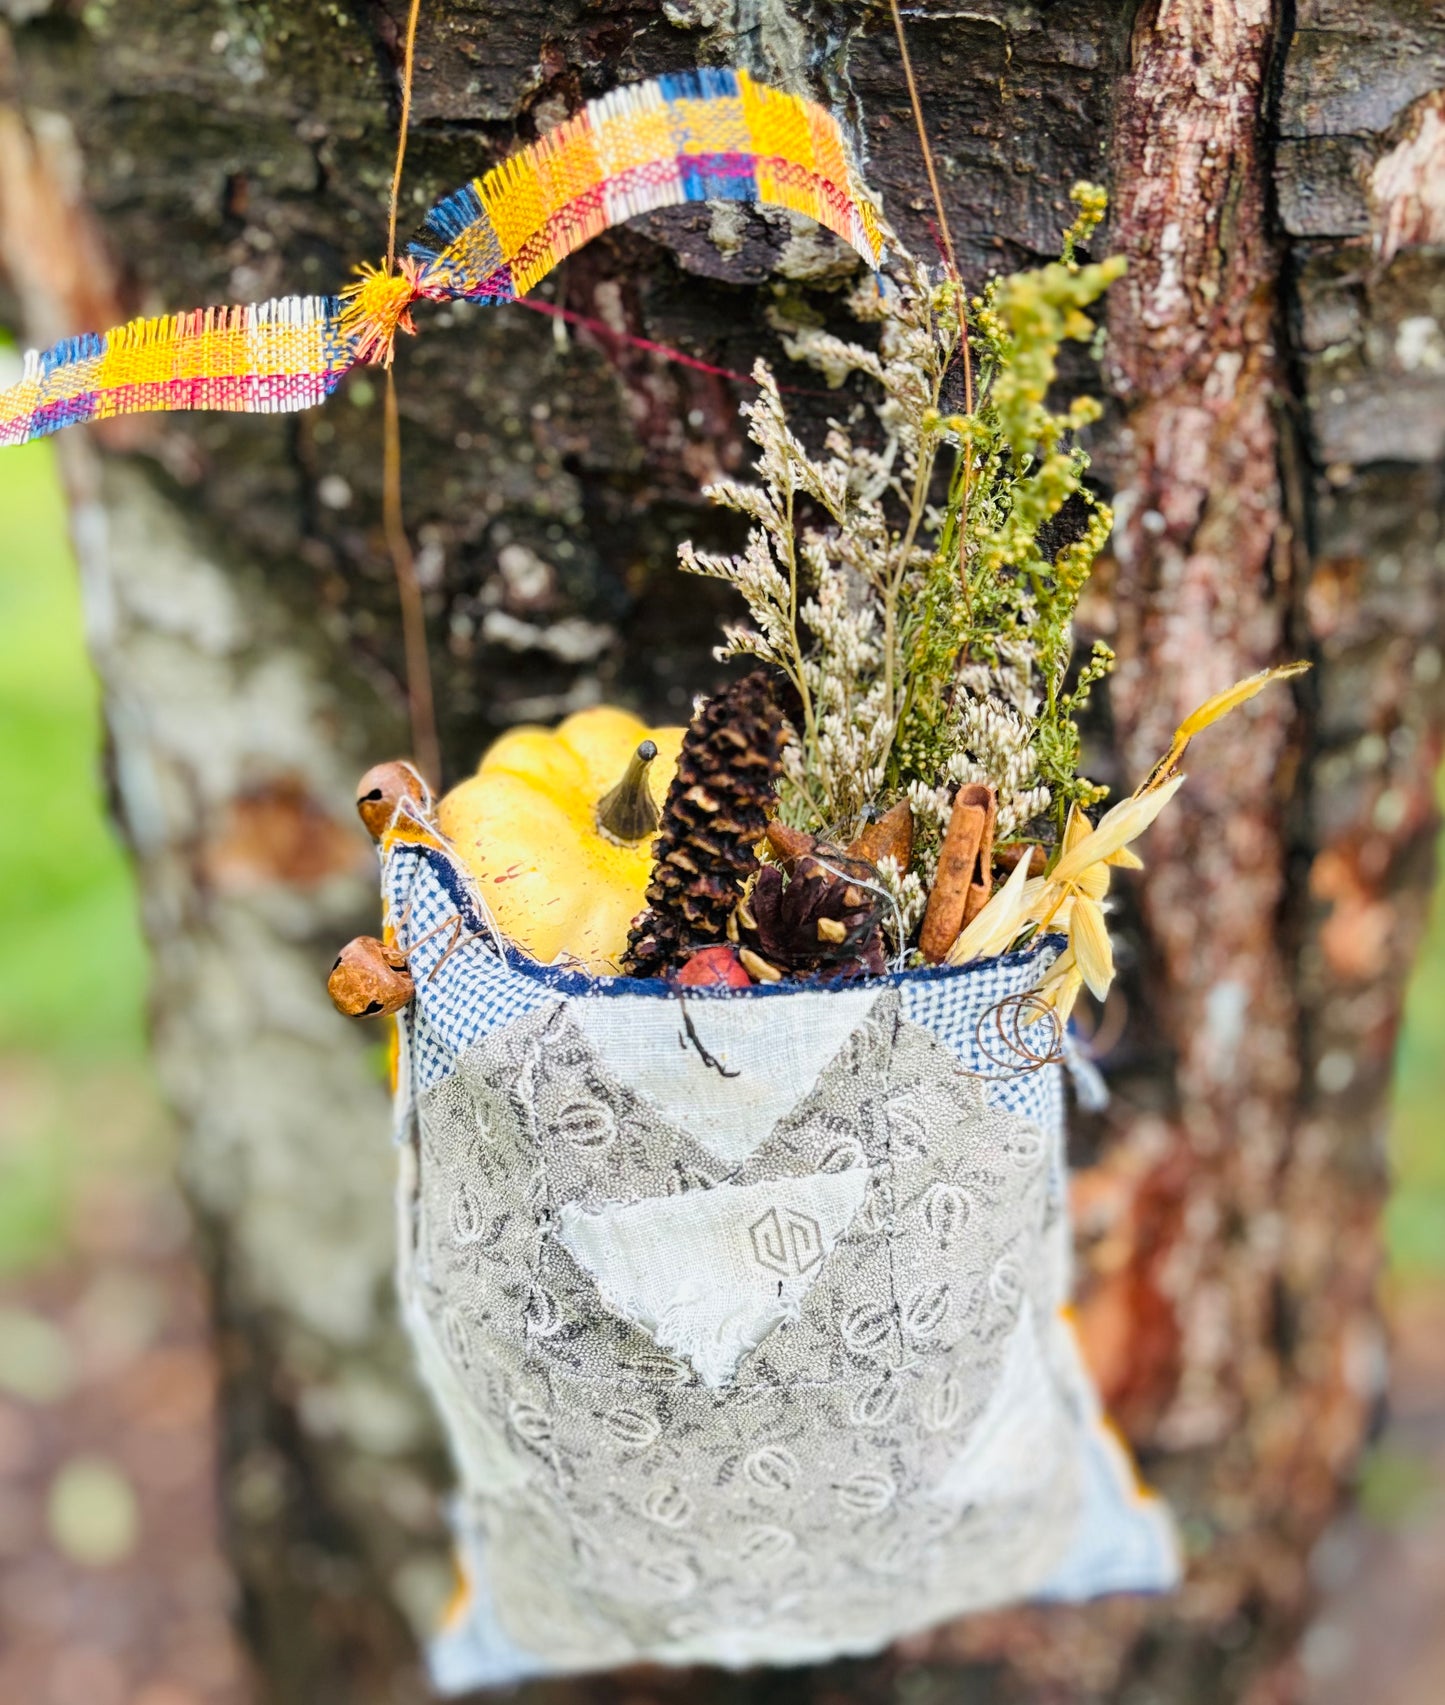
[438,706,684,973]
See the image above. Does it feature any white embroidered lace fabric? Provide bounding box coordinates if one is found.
[382,842,1179,1691]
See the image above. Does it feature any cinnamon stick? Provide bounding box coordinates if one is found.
[961,789,997,927]
[918,783,997,962]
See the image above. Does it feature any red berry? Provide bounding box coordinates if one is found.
[674,944,752,989]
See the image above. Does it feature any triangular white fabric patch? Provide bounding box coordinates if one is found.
[555,1170,869,1387]
[568,987,880,1165]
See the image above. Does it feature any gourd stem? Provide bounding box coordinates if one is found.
[597,741,660,843]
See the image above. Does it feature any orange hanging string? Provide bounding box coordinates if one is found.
[888,0,956,278]
[378,0,440,788]
[387,0,423,275]
[383,367,440,789]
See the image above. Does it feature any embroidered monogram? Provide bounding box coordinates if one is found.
[748,1205,825,1276]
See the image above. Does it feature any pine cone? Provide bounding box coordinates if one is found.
[738,825,887,980]
[623,670,783,976]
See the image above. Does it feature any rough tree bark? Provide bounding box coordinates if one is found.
[1,1,1442,1701]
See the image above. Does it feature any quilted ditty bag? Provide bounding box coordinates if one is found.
[381,820,1178,1691]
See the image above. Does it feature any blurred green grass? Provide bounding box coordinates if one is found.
[0,439,147,1060]
[0,437,154,1275]
[0,436,1441,1278]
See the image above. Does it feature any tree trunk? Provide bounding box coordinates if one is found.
[1,1,1441,1701]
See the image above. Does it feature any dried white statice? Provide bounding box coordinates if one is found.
[679,253,961,833]
[873,853,928,948]
[951,697,1052,837]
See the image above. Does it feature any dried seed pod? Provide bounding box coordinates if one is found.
[328,935,414,1017]
[996,842,1047,878]
[737,947,784,984]
[356,761,430,839]
[847,800,914,872]
[765,821,814,867]
[919,784,997,963]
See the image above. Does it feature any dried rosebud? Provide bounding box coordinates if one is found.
[675,944,753,989]
[327,935,414,1017]
[355,761,430,839]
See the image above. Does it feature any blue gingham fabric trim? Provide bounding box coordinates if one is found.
[404,997,468,1099]
[383,838,1067,1118]
[384,844,560,1093]
[898,951,1063,1127]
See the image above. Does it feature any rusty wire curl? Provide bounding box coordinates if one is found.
[962,988,1066,1081]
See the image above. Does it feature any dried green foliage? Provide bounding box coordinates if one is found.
[678,185,1125,918]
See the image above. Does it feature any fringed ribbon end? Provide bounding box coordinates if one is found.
[339,259,424,367]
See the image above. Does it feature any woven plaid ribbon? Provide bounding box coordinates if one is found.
[0,68,883,448]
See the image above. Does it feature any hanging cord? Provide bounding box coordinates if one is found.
[383,369,440,787]
[888,0,974,598]
[387,0,423,275]
[888,0,956,276]
[378,0,441,787]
